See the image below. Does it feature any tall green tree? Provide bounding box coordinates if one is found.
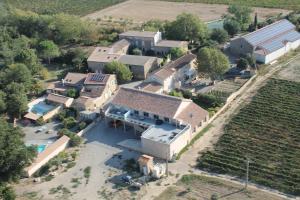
[38,40,60,64]
[15,48,41,75]
[0,91,6,114]
[104,61,132,83]
[0,183,16,200]
[197,47,230,80]
[1,64,33,91]
[50,14,86,44]
[5,83,28,121]
[0,118,36,182]
[165,13,208,44]
[223,19,241,36]
[227,5,253,30]
[210,28,229,44]
[170,47,186,60]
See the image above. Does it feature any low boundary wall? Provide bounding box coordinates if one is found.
[25,135,70,177]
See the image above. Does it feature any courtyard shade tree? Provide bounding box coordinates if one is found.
[197,47,230,80]
[223,19,241,36]
[38,40,60,64]
[165,13,208,44]
[170,47,186,59]
[210,28,229,44]
[104,61,132,84]
[237,58,249,70]
[5,82,28,121]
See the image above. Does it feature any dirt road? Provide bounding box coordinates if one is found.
[83,0,289,23]
[141,55,300,200]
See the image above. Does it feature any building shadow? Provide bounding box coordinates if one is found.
[83,121,140,169]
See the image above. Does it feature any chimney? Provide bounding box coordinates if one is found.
[62,79,65,86]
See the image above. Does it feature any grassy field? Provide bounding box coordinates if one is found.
[5,0,126,15]
[161,0,299,10]
[198,78,300,195]
[154,174,285,200]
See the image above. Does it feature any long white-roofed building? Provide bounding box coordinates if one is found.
[230,19,300,64]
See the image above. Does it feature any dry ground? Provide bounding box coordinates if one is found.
[154,174,286,200]
[84,0,290,23]
[275,55,300,82]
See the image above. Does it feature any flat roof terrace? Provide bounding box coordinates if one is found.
[105,106,189,144]
[141,123,187,144]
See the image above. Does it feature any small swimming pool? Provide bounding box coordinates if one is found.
[30,102,54,116]
[37,144,47,154]
[207,19,224,30]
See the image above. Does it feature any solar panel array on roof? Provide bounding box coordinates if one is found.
[90,74,105,82]
[243,19,296,46]
[259,30,300,53]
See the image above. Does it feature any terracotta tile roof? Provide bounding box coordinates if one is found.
[155,40,188,48]
[87,47,121,63]
[176,102,209,130]
[119,55,157,66]
[111,39,130,53]
[111,87,186,119]
[165,53,197,70]
[137,82,163,93]
[152,53,196,80]
[119,31,158,38]
[74,96,94,107]
[24,112,40,120]
[81,86,105,98]
[46,93,73,105]
[63,72,87,85]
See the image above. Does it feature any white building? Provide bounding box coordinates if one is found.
[230,19,300,64]
[105,87,209,160]
[139,53,197,93]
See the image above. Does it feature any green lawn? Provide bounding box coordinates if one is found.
[198,78,300,195]
[159,0,299,10]
[5,0,126,16]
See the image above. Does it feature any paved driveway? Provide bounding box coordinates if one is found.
[16,121,140,200]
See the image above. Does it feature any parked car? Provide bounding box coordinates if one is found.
[35,126,46,133]
[121,175,132,183]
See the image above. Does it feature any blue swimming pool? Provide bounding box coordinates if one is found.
[207,19,224,30]
[30,102,54,116]
[37,144,47,153]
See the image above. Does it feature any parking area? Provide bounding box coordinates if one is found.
[16,121,140,200]
[22,120,62,146]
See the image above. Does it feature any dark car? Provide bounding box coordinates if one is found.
[155,119,163,125]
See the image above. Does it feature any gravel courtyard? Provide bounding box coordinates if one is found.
[16,121,140,200]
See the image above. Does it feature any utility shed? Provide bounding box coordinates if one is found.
[230,19,300,64]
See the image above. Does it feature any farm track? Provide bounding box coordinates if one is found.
[142,54,300,200]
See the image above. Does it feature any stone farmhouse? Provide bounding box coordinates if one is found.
[47,72,117,113]
[137,53,198,93]
[87,30,189,80]
[105,87,209,160]
[119,30,188,55]
[87,39,161,80]
[230,19,300,64]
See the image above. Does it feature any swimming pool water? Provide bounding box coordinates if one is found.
[30,102,54,116]
[37,144,47,153]
[207,19,224,30]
